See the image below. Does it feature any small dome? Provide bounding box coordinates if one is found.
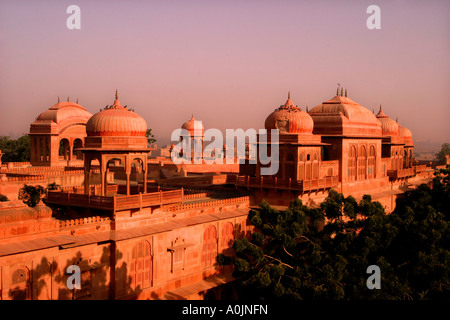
[264,92,314,134]
[398,125,412,138]
[181,115,204,136]
[376,106,399,136]
[86,92,147,137]
[398,124,413,146]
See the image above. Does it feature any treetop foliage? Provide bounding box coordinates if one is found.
[219,168,450,300]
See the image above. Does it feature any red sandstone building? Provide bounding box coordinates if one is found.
[0,89,436,300]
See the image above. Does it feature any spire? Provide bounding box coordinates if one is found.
[396,117,398,123]
[288,91,291,100]
[115,89,119,101]
[340,87,344,97]
[76,98,79,104]
[336,87,339,96]
[67,96,69,102]
[379,104,382,112]
[57,96,60,103]
[345,89,347,97]
[306,105,309,112]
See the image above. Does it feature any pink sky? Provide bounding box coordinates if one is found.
[0,0,449,146]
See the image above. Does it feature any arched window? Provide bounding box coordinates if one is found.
[73,139,83,159]
[313,152,319,179]
[130,240,153,290]
[10,266,30,300]
[368,145,376,179]
[221,223,235,257]
[358,146,367,180]
[348,145,357,181]
[202,226,218,268]
[59,138,70,161]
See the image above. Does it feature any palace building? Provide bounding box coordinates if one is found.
[0,89,436,300]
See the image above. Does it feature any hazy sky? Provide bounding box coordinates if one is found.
[0,0,449,145]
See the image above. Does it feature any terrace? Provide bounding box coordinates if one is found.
[46,188,184,211]
[386,167,416,180]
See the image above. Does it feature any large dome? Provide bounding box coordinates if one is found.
[86,92,147,137]
[376,105,399,136]
[264,93,314,134]
[36,101,92,124]
[308,91,382,136]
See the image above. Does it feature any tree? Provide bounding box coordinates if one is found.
[219,171,449,300]
[146,129,156,145]
[0,135,31,162]
[0,194,8,202]
[46,182,61,191]
[18,184,45,207]
[435,143,450,163]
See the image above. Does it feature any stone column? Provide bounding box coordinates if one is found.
[125,155,131,196]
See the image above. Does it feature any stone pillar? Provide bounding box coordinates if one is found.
[100,161,106,197]
[69,141,73,162]
[125,155,131,196]
[84,158,91,195]
[143,158,147,193]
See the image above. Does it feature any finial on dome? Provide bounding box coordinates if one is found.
[76,98,79,104]
[379,104,382,112]
[340,88,344,97]
[57,96,60,103]
[396,117,398,123]
[345,89,347,97]
[67,96,69,102]
[115,89,118,101]
[288,91,291,100]
[306,105,309,112]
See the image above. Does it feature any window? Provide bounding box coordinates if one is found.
[358,146,367,180]
[348,145,357,181]
[368,145,376,179]
[130,240,153,289]
[10,266,30,300]
[202,226,218,268]
[221,223,235,257]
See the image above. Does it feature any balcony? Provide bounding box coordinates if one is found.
[46,189,184,211]
[233,175,339,193]
[387,168,415,180]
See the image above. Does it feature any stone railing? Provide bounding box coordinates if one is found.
[387,168,416,180]
[46,188,184,211]
[165,195,250,212]
[59,216,110,228]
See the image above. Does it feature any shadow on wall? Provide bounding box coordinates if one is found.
[8,246,144,300]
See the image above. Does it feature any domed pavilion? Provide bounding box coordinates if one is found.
[29,98,93,166]
[258,92,326,180]
[80,91,151,196]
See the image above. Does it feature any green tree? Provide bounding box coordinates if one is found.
[46,182,61,191]
[219,171,449,300]
[18,184,45,207]
[146,129,156,145]
[435,143,450,163]
[0,135,31,162]
[0,194,8,202]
